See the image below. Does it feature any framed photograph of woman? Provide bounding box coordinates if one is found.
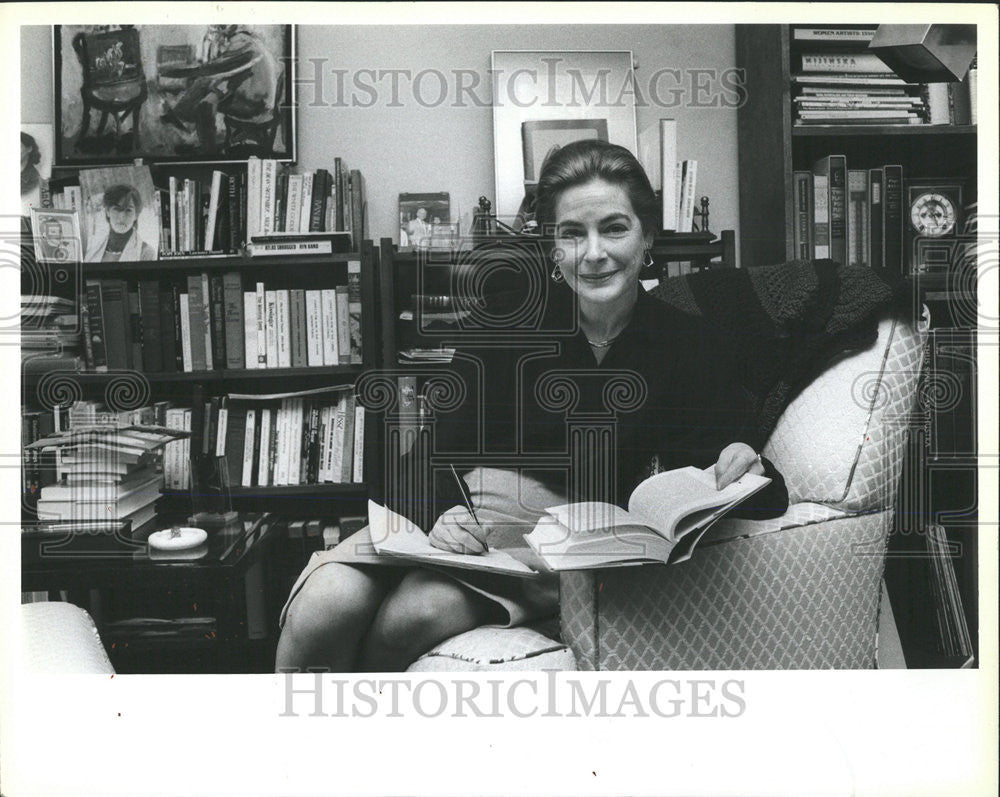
[21,124,54,216]
[54,24,295,165]
[78,165,160,261]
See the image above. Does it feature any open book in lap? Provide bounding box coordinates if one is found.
[524,466,771,569]
[367,501,542,577]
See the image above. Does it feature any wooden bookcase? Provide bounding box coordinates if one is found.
[21,242,384,517]
[735,24,979,666]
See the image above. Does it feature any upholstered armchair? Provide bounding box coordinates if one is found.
[407,307,928,671]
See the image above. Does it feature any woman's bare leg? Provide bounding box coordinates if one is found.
[275,563,394,672]
[358,569,506,672]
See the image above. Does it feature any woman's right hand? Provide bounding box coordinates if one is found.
[428,506,489,555]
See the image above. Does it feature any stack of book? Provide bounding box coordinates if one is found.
[222,387,366,488]
[791,26,929,126]
[25,424,188,531]
[82,265,362,373]
[161,156,365,257]
[21,295,84,374]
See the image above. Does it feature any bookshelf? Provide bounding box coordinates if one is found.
[735,24,979,667]
[22,242,384,516]
[735,25,977,270]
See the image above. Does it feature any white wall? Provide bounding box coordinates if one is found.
[22,24,740,255]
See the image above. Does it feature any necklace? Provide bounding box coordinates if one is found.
[586,333,620,348]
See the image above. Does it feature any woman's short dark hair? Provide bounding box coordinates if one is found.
[102,184,143,215]
[534,139,658,237]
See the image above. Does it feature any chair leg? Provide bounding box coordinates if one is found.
[77,102,92,147]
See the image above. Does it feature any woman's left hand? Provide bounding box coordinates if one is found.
[713,442,765,490]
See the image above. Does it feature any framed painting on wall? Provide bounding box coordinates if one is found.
[54,24,296,165]
[491,50,638,225]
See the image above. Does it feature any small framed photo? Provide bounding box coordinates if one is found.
[399,192,451,248]
[905,179,965,274]
[30,208,83,263]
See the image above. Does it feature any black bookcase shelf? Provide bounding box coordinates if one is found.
[792,124,977,138]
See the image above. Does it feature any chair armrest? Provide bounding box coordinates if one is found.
[561,510,891,670]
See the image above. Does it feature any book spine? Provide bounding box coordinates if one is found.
[275,399,289,486]
[276,289,291,368]
[227,172,239,252]
[284,173,301,233]
[265,290,279,368]
[800,53,894,73]
[216,402,230,458]
[792,171,813,260]
[274,169,288,233]
[340,394,355,483]
[868,168,884,270]
[255,282,267,367]
[289,398,303,485]
[243,292,258,369]
[350,169,364,251]
[206,170,222,251]
[659,119,678,231]
[185,275,206,371]
[158,282,178,373]
[682,160,698,231]
[209,274,227,369]
[298,399,312,484]
[249,405,262,487]
[261,159,276,236]
[239,407,257,487]
[321,288,339,366]
[299,173,314,234]
[827,155,847,266]
[812,171,830,260]
[352,404,365,483]
[333,159,344,231]
[168,177,178,252]
[330,395,346,483]
[126,283,142,370]
[200,273,214,370]
[305,290,324,366]
[222,272,245,370]
[883,164,904,275]
[99,279,129,370]
[793,27,876,42]
[290,289,307,368]
[316,405,330,483]
[306,402,321,483]
[347,260,363,364]
[138,280,162,372]
[247,157,261,242]
[335,286,351,365]
[224,406,245,486]
[847,169,868,267]
[256,407,271,487]
[84,280,108,372]
[237,171,248,249]
[309,169,330,232]
[179,293,193,372]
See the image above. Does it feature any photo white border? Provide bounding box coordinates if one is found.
[1,3,996,796]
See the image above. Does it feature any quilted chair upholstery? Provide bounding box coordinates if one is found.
[562,310,928,670]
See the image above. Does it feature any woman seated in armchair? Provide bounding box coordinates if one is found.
[275,139,789,673]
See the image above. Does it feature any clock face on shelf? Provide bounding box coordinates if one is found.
[910,191,957,237]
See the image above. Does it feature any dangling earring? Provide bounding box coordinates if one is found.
[642,249,655,269]
[551,265,564,283]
